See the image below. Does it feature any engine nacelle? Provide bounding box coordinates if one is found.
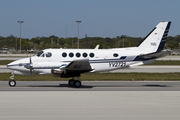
[51,69,62,75]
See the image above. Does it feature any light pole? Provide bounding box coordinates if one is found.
[17,21,23,53]
[76,20,81,49]
[16,37,17,52]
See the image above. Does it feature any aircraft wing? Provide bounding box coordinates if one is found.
[139,49,172,60]
[61,59,93,77]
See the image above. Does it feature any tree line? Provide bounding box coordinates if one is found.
[0,34,180,51]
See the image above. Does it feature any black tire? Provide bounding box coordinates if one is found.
[9,80,16,87]
[74,81,81,88]
[68,79,75,86]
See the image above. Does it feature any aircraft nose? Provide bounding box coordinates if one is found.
[7,58,29,70]
[6,57,35,71]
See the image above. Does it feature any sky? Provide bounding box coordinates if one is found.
[0,0,180,39]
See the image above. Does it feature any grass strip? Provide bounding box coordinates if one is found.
[0,60,14,65]
[1,73,180,81]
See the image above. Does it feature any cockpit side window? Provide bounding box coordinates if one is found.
[46,52,52,57]
[37,51,44,57]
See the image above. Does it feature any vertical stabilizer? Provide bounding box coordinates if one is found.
[138,21,171,53]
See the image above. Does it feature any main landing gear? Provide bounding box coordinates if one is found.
[68,77,81,88]
[9,71,16,87]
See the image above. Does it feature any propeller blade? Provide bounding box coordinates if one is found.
[24,57,33,69]
[30,56,32,64]
[30,57,32,81]
[24,57,33,81]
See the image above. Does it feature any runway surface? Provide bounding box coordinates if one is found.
[1,81,180,91]
[0,91,180,120]
[1,81,180,120]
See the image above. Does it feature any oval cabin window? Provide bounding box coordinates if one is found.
[76,53,81,57]
[62,52,67,57]
[69,52,74,57]
[113,53,118,57]
[89,53,94,58]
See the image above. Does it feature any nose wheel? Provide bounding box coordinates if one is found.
[9,80,16,87]
[68,77,81,88]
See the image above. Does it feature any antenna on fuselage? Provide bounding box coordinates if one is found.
[94,45,100,49]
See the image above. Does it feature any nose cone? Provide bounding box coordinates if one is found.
[7,61,18,70]
[7,58,30,71]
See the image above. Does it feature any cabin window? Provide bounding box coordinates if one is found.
[83,53,87,58]
[76,52,81,57]
[62,52,67,57]
[89,53,94,58]
[69,52,74,57]
[113,53,118,57]
[46,52,52,57]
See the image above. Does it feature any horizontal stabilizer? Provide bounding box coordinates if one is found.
[140,49,172,59]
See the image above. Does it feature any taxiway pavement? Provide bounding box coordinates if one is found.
[1,81,180,91]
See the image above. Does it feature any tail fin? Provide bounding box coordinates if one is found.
[138,21,171,53]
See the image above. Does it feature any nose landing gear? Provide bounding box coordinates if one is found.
[9,71,16,87]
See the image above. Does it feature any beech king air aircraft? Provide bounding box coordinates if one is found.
[7,21,171,87]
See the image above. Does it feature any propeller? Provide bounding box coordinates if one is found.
[24,56,33,80]
[29,56,33,77]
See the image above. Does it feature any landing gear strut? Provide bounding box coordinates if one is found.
[9,71,16,87]
[68,77,81,88]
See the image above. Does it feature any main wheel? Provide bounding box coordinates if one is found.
[9,80,16,87]
[68,79,75,86]
[74,81,81,88]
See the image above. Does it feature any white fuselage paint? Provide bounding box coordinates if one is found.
[7,47,153,75]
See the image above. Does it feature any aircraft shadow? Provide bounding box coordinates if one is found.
[142,84,169,87]
[28,84,93,88]
[20,83,170,88]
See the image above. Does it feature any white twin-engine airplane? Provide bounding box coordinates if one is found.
[7,21,171,87]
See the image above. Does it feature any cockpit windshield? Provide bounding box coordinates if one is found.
[37,51,44,57]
